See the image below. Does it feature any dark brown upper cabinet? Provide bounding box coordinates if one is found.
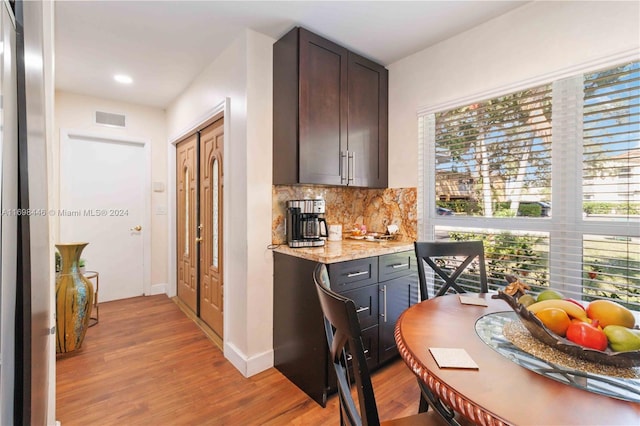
[273,27,388,188]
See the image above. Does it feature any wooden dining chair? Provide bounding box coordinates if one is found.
[313,263,448,426]
[413,240,488,421]
[414,240,488,301]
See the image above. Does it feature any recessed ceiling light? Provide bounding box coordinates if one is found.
[114,74,133,84]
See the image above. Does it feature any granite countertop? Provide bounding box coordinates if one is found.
[273,238,415,264]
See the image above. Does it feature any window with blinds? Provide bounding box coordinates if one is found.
[421,60,640,310]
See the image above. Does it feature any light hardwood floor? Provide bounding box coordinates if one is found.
[56,295,423,425]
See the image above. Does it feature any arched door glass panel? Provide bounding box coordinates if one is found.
[212,158,219,268]
[184,167,189,256]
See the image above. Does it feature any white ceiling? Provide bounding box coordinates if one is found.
[54,1,527,108]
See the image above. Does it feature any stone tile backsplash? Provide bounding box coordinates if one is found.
[272,185,417,244]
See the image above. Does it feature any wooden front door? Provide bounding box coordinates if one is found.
[199,118,224,337]
[176,134,198,313]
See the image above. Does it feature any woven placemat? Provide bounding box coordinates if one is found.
[503,320,640,380]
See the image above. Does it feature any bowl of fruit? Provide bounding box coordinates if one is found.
[493,284,640,368]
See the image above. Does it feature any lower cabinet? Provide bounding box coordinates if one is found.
[273,250,418,406]
[378,274,420,364]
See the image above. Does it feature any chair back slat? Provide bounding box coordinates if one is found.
[414,241,488,300]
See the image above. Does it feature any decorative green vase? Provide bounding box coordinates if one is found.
[55,242,94,354]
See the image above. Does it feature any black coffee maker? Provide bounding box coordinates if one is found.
[286,199,328,248]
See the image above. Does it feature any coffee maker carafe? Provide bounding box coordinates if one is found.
[286,199,328,248]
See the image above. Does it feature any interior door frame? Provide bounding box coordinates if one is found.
[59,128,152,297]
[168,98,229,339]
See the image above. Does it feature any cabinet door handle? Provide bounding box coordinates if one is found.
[381,285,387,322]
[356,306,370,313]
[347,271,368,278]
[391,263,409,269]
[340,151,348,185]
[348,151,355,184]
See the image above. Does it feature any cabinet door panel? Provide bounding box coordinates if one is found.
[299,29,348,185]
[342,285,379,330]
[379,274,419,364]
[348,52,388,188]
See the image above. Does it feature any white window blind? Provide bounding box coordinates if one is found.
[434,84,552,218]
[583,63,640,218]
[579,62,640,308]
[421,60,640,310]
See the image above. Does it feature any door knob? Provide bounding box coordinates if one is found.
[195,237,203,243]
[130,225,142,231]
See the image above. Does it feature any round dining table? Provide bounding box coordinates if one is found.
[394,294,640,426]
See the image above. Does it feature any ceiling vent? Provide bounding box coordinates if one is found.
[95,111,126,128]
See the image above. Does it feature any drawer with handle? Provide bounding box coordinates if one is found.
[378,251,417,282]
[342,285,379,329]
[328,257,378,292]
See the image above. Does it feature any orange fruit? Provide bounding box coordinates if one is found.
[535,307,571,337]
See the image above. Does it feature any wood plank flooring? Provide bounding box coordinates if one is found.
[56,295,423,425]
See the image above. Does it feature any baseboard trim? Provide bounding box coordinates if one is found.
[149,283,167,295]
[224,341,273,378]
[246,348,274,377]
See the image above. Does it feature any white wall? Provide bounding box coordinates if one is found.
[245,32,274,364]
[388,0,640,188]
[54,92,168,289]
[166,29,275,377]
